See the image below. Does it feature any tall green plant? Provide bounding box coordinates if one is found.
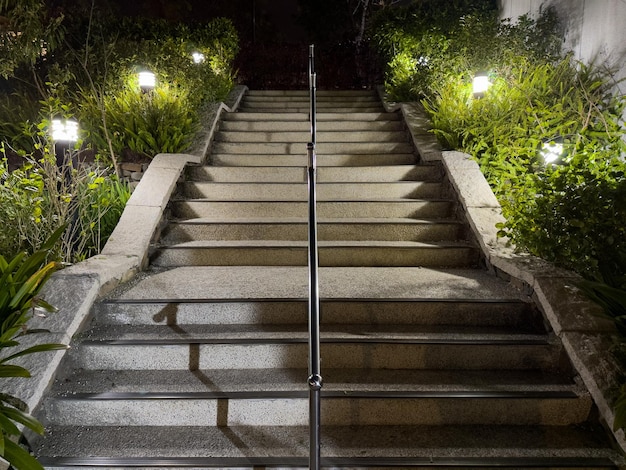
[0,226,67,470]
[64,170,130,261]
[83,82,194,159]
[423,57,626,281]
[1,145,130,263]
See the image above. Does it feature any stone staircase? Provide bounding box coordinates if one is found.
[31,90,621,468]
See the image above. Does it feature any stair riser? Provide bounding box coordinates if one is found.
[220,120,405,132]
[161,222,461,243]
[151,246,477,268]
[241,100,381,108]
[246,90,378,97]
[171,201,453,219]
[215,131,408,143]
[179,182,443,200]
[44,396,591,427]
[210,153,417,166]
[244,93,379,101]
[31,425,622,466]
[71,343,562,371]
[187,165,440,183]
[96,301,537,328]
[238,107,384,114]
[223,111,401,122]
[212,142,415,155]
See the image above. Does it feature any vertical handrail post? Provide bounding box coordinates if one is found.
[307,43,322,470]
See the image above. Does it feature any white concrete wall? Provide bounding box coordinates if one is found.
[499,0,626,95]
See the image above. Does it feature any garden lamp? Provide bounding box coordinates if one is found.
[472,73,490,97]
[541,141,565,165]
[51,118,79,168]
[51,119,79,142]
[192,52,205,64]
[138,71,156,92]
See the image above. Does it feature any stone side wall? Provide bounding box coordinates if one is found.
[119,161,150,190]
[499,0,626,97]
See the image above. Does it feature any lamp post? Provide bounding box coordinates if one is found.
[138,71,156,93]
[541,141,565,165]
[51,118,79,167]
[472,73,490,98]
[192,52,205,64]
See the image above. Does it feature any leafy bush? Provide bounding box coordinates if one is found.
[66,16,238,164]
[373,2,626,283]
[0,153,57,259]
[372,1,561,101]
[0,227,67,470]
[0,147,130,263]
[373,1,626,431]
[1,8,239,169]
[69,169,130,261]
[423,57,626,281]
[80,81,194,160]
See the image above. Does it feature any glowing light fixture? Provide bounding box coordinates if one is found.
[138,71,156,91]
[541,141,564,164]
[472,73,490,97]
[51,119,79,142]
[192,52,205,64]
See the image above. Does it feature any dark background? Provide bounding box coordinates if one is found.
[97,0,381,88]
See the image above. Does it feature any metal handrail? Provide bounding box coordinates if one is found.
[306,44,322,470]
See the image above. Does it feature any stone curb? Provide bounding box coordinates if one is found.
[187,85,248,162]
[384,89,626,452]
[399,103,626,452]
[441,150,626,453]
[2,91,245,424]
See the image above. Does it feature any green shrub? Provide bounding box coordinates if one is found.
[0,226,67,470]
[74,17,237,164]
[0,154,57,260]
[64,169,130,261]
[372,2,561,102]
[0,146,130,263]
[80,81,194,159]
[423,57,626,281]
[373,4,626,430]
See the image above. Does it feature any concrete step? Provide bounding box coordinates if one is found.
[96,298,542,329]
[32,424,621,468]
[186,164,441,183]
[214,130,408,143]
[41,390,590,427]
[150,240,478,267]
[222,111,401,121]
[210,153,417,166]
[246,89,378,97]
[63,338,562,372]
[49,368,576,395]
[161,218,463,243]
[211,141,415,155]
[171,200,453,219]
[238,106,385,113]
[241,96,383,110]
[219,119,405,132]
[178,182,443,200]
[79,322,552,342]
[108,266,530,302]
[244,92,379,102]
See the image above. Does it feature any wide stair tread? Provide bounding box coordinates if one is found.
[50,367,578,395]
[186,164,441,182]
[34,425,619,468]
